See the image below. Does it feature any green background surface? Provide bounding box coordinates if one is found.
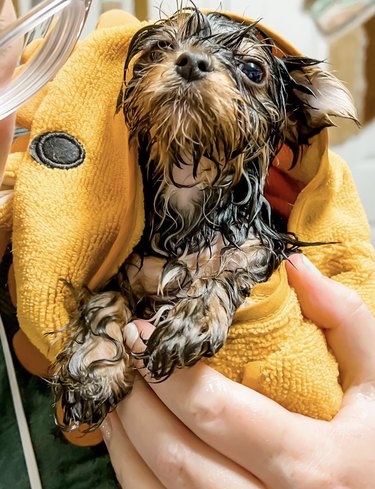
[0,250,120,489]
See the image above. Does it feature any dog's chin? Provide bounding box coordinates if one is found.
[141,95,244,157]
[147,80,219,124]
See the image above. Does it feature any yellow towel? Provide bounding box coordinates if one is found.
[1,12,146,359]
[0,10,374,422]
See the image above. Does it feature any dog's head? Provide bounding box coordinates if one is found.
[120,8,356,187]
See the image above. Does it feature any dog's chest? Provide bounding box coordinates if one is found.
[165,157,216,215]
[141,158,226,256]
[165,184,201,218]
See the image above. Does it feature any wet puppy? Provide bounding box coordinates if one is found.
[52,8,356,429]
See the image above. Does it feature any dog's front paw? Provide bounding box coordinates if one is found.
[51,291,134,430]
[142,279,232,380]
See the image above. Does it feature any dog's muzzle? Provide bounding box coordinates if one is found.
[175,51,213,81]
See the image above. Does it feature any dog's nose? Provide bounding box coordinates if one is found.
[175,52,213,81]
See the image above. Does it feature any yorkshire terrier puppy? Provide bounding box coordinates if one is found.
[52,8,356,429]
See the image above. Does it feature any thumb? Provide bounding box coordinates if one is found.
[123,320,155,376]
[286,254,375,389]
[0,0,22,184]
[0,0,20,90]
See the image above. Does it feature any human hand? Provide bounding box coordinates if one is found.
[0,0,21,183]
[102,253,375,489]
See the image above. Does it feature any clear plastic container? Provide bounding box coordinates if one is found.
[0,0,92,120]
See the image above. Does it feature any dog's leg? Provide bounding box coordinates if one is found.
[141,239,272,379]
[51,291,134,430]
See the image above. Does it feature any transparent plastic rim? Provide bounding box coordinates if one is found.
[0,0,92,120]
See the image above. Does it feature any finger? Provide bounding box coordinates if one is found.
[286,254,375,389]
[0,0,21,89]
[0,0,22,183]
[101,411,165,489]
[117,374,265,489]
[125,322,314,483]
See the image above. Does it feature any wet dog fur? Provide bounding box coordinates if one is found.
[51,8,356,430]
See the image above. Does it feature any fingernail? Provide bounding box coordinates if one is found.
[301,255,322,276]
[100,417,112,443]
[123,321,139,350]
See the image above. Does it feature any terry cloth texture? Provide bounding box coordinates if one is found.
[0,10,374,423]
[206,140,375,419]
[0,11,146,361]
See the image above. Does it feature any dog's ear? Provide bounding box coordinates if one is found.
[282,57,358,145]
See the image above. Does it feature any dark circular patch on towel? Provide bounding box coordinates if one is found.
[30,132,85,169]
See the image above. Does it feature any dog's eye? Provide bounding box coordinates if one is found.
[240,60,265,84]
[149,50,164,62]
[147,41,174,63]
